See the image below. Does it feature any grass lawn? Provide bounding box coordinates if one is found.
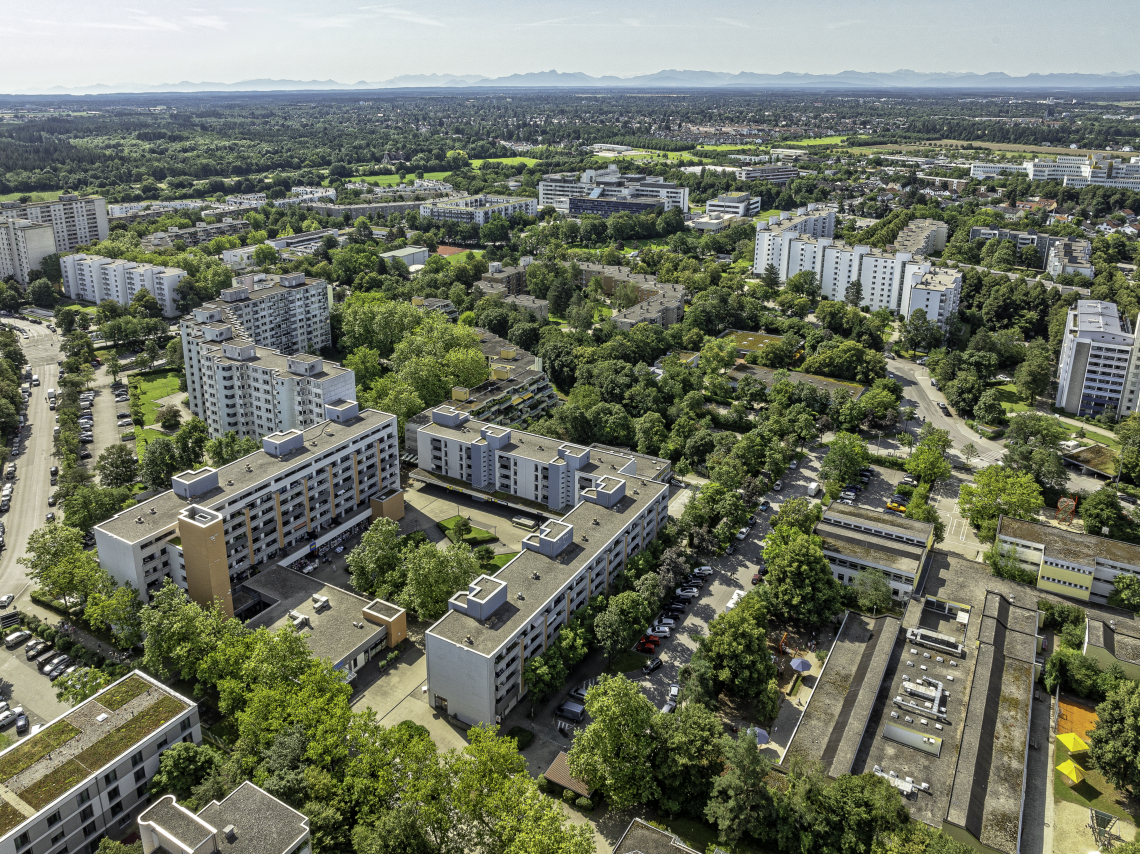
[0,190,64,203]
[489,552,517,570]
[694,144,756,151]
[1054,739,1140,822]
[330,171,452,188]
[472,156,539,168]
[1084,429,1122,453]
[754,209,781,221]
[438,515,498,546]
[445,249,484,265]
[593,305,613,322]
[792,135,847,146]
[130,369,181,424]
[609,650,651,674]
[993,383,1034,415]
[56,299,98,315]
[663,817,764,854]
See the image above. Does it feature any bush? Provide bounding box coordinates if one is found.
[535,775,548,792]
[575,796,594,811]
[561,787,576,803]
[506,725,535,750]
[867,453,908,472]
[42,628,56,643]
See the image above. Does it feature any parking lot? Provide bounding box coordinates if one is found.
[0,634,73,743]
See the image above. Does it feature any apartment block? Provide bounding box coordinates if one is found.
[1047,238,1094,279]
[94,406,403,613]
[420,408,671,724]
[419,195,537,225]
[1054,300,1140,419]
[0,194,108,252]
[751,206,836,275]
[997,515,1140,604]
[538,166,689,212]
[403,327,558,445]
[734,163,799,184]
[0,672,200,854]
[142,218,250,251]
[570,262,686,330]
[479,259,533,296]
[412,296,459,321]
[0,219,56,285]
[893,219,948,255]
[61,254,186,317]
[689,212,742,234]
[182,270,331,359]
[140,783,309,854]
[814,502,936,601]
[971,153,1140,191]
[900,262,962,327]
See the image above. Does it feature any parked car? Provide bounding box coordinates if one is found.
[735,527,748,540]
[0,594,13,608]
[682,576,706,587]
[49,466,57,478]
[747,516,758,526]
[48,664,69,681]
[660,700,677,714]
[752,572,763,585]
[887,501,907,513]
[773,481,783,491]
[839,499,854,506]
[840,490,857,501]
[47,495,56,507]
[931,379,938,388]
[642,657,663,675]
[1119,493,1138,506]
[654,616,676,627]
[724,545,736,556]
[117,419,133,428]
[556,702,585,723]
[675,587,699,598]
[788,460,797,470]
[639,634,662,645]
[902,475,919,486]
[41,653,68,672]
[25,641,47,660]
[117,411,130,419]
[45,513,55,523]
[692,566,713,576]
[4,630,30,649]
[757,499,771,512]
[0,710,15,729]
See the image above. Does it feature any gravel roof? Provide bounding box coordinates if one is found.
[997,515,1140,568]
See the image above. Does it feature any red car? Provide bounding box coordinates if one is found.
[752,573,761,585]
[636,643,657,654]
[639,635,661,645]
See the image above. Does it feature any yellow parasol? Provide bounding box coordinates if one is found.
[1056,759,1085,785]
[1057,733,1089,754]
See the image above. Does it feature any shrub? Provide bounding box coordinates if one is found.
[575,796,594,811]
[535,775,548,792]
[562,787,576,803]
[42,628,56,643]
[506,725,535,750]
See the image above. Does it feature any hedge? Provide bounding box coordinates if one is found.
[868,453,908,472]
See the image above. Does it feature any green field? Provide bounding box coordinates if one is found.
[489,552,517,570]
[593,305,613,322]
[1053,739,1138,822]
[695,144,757,151]
[438,515,498,546]
[129,369,182,444]
[790,136,847,146]
[328,171,452,188]
[57,299,98,315]
[754,209,781,221]
[445,249,484,265]
[472,157,539,168]
[0,190,65,203]
[992,383,1034,415]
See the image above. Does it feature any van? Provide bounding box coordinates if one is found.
[31,376,38,386]
[807,482,820,497]
[3,631,30,649]
[556,701,586,723]
[47,389,56,402]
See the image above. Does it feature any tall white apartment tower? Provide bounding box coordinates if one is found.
[0,219,57,285]
[0,194,108,251]
[752,207,836,276]
[61,254,186,316]
[1056,300,1140,420]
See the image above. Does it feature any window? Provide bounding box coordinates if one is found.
[48,809,62,827]
[83,822,97,838]
[136,784,148,800]
[117,815,131,829]
[103,770,117,786]
[180,718,192,733]
[15,831,30,850]
[110,802,123,818]
[134,768,146,784]
[80,805,94,821]
[51,830,65,845]
[107,786,120,802]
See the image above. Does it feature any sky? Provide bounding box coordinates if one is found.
[3,0,1138,92]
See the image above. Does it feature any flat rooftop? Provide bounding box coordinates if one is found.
[816,524,925,573]
[143,782,308,854]
[717,329,783,352]
[1086,618,1140,667]
[0,674,190,835]
[997,515,1140,568]
[1072,299,1123,334]
[727,363,866,399]
[240,566,392,668]
[97,409,393,543]
[428,478,667,655]
[823,503,936,540]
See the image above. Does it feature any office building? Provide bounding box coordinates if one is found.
[419,195,537,226]
[0,219,56,285]
[140,783,309,854]
[412,297,459,321]
[502,294,549,322]
[0,194,108,252]
[94,406,403,614]
[419,408,671,724]
[61,254,187,317]
[0,671,200,853]
[971,153,1140,191]
[752,206,837,275]
[142,218,250,251]
[813,502,936,601]
[689,212,742,234]
[403,328,558,445]
[538,166,689,212]
[997,514,1140,605]
[181,269,332,362]
[1054,300,1140,419]
[567,195,663,218]
[735,163,799,184]
[900,262,962,328]
[893,219,948,255]
[705,191,764,217]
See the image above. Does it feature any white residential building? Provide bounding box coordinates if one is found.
[538,166,689,212]
[419,195,537,225]
[1055,300,1140,420]
[0,671,200,853]
[140,783,310,854]
[277,186,338,207]
[0,219,56,285]
[418,406,671,725]
[751,206,836,276]
[735,163,799,184]
[0,194,108,251]
[971,154,1140,191]
[60,254,186,316]
[705,192,763,217]
[1047,238,1094,279]
[94,406,403,611]
[900,262,962,327]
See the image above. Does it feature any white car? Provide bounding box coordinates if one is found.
[735,527,748,540]
[773,481,783,491]
[0,594,13,608]
[117,419,133,427]
[0,710,15,728]
[668,683,680,699]
[692,566,713,576]
[840,490,857,500]
[788,460,797,470]
[653,617,676,627]
[675,588,699,598]
[840,498,854,506]
[649,625,672,637]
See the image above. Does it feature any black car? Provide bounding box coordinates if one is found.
[642,657,663,675]
[14,712,28,734]
[757,499,771,512]
[1120,493,1138,506]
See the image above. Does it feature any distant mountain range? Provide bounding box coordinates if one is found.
[15,69,1140,96]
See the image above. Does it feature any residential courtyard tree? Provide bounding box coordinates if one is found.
[594,590,651,662]
[852,566,894,614]
[958,465,1044,540]
[763,527,842,627]
[697,594,780,717]
[1089,679,1140,796]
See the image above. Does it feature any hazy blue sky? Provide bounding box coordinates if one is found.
[5,0,1138,91]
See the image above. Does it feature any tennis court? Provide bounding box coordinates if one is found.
[1058,696,1099,739]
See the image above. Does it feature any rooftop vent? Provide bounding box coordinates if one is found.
[532,571,541,580]
[226,480,234,486]
[224,825,236,844]
[149,508,157,515]
[581,535,588,542]
[592,518,599,525]
[96,713,109,723]
[465,635,474,645]
[517,592,525,600]
[245,465,253,472]
[136,516,144,524]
